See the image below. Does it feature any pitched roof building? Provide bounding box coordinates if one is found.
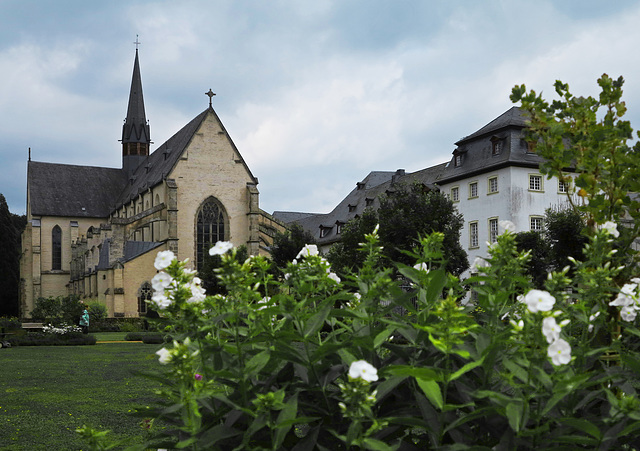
[20,49,283,318]
[276,106,575,272]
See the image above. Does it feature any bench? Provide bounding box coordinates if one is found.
[21,322,44,331]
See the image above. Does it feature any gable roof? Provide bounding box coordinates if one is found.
[455,106,529,145]
[439,106,543,184]
[28,161,127,217]
[114,106,257,210]
[285,165,448,246]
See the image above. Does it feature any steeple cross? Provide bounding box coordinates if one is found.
[206,89,216,107]
[134,35,141,50]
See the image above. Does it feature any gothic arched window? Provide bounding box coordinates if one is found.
[52,225,62,270]
[196,197,227,269]
[138,282,152,314]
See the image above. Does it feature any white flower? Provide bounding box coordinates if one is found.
[621,306,637,322]
[547,338,572,366]
[413,262,429,272]
[154,250,176,270]
[542,317,561,344]
[600,221,620,238]
[621,283,638,296]
[631,277,640,285]
[296,244,319,260]
[151,272,173,291]
[522,289,556,313]
[209,241,233,256]
[348,360,379,382]
[256,296,271,311]
[151,292,172,309]
[187,283,207,303]
[610,293,634,307]
[155,347,172,364]
[499,220,516,234]
[328,272,341,283]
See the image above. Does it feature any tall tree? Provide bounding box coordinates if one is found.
[327,209,379,276]
[327,183,468,277]
[0,194,20,317]
[270,224,317,270]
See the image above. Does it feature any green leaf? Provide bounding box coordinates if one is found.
[362,437,394,451]
[559,417,602,440]
[273,394,298,450]
[416,377,443,410]
[505,402,522,432]
[375,375,406,400]
[384,365,442,381]
[373,327,394,348]
[245,349,270,376]
[502,359,528,385]
[303,300,333,339]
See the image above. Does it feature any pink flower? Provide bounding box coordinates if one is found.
[194,373,203,381]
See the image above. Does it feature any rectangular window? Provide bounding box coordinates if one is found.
[488,176,498,194]
[451,186,459,202]
[489,218,499,243]
[492,140,502,155]
[469,182,478,198]
[530,216,544,231]
[454,154,461,167]
[529,174,542,191]
[470,222,479,248]
[558,179,568,193]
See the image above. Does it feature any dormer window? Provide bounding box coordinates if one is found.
[454,154,462,167]
[356,182,366,190]
[336,221,344,234]
[319,226,331,238]
[365,198,374,207]
[491,136,503,155]
[348,204,356,212]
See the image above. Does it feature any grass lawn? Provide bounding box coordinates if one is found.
[0,342,165,450]
[92,331,131,342]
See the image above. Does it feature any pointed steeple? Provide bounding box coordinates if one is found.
[122,48,150,175]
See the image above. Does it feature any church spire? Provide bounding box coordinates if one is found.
[122,45,150,176]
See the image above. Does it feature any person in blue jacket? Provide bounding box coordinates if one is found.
[79,307,90,334]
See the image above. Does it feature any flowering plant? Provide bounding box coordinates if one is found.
[85,76,640,449]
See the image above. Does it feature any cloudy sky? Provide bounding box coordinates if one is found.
[2,0,640,216]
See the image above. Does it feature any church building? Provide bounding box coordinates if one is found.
[20,49,283,318]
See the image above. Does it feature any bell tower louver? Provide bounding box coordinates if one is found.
[121,48,150,176]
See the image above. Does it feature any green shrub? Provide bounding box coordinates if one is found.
[141,333,165,344]
[124,332,143,341]
[86,300,108,322]
[9,331,96,346]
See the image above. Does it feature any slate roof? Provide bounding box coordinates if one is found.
[122,49,150,145]
[123,240,163,262]
[28,161,127,217]
[282,165,447,246]
[439,106,544,184]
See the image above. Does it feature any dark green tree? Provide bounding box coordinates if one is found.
[199,245,248,295]
[377,184,468,275]
[0,194,20,317]
[270,224,317,270]
[514,207,586,287]
[514,231,550,289]
[544,207,587,272]
[327,183,468,277]
[326,209,379,276]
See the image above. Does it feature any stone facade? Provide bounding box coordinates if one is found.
[19,51,281,318]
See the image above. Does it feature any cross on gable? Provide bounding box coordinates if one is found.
[206,89,216,107]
